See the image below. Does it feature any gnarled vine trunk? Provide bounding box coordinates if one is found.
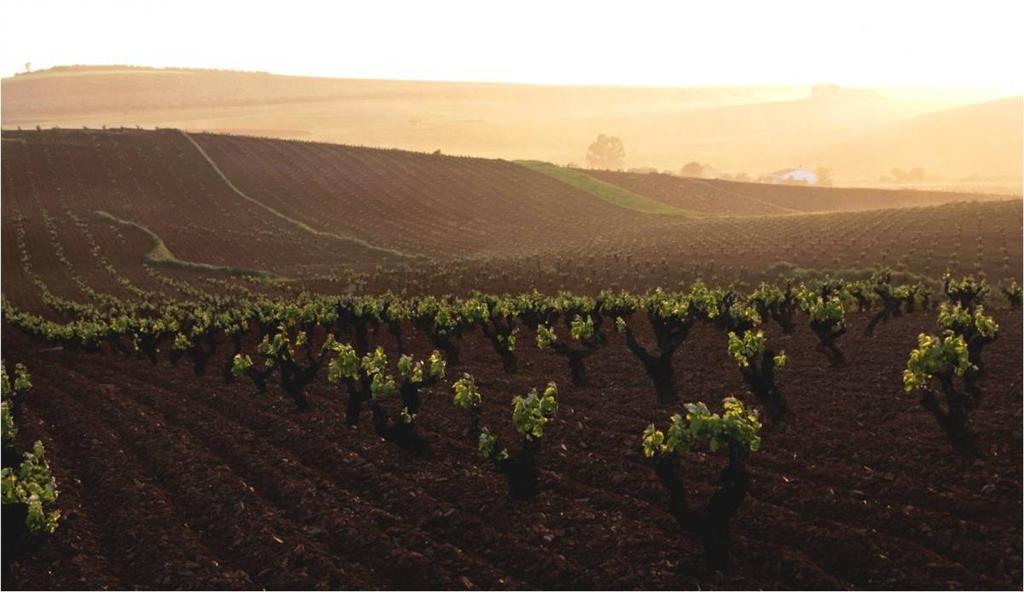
[919,374,977,456]
[740,349,789,422]
[653,442,751,569]
[494,439,540,500]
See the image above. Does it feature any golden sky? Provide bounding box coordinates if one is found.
[2,0,1022,93]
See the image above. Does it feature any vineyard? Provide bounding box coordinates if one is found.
[583,169,1013,216]
[1,127,1022,590]
[2,130,1021,297]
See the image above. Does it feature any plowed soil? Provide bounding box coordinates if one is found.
[584,169,1012,216]
[4,309,1020,590]
[4,130,1022,298]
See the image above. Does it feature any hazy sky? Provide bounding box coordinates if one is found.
[2,0,1022,92]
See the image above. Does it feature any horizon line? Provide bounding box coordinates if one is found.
[3,63,1019,97]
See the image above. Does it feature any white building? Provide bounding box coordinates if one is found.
[771,168,818,184]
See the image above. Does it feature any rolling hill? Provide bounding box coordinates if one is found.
[807,96,1023,186]
[582,168,1013,216]
[2,128,1020,309]
[3,66,1017,188]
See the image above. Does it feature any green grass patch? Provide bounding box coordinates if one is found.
[516,161,701,217]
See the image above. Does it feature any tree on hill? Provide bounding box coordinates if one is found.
[815,167,834,187]
[585,134,625,170]
[681,161,705,177]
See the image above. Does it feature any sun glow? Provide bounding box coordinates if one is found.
[1,0,1021,94]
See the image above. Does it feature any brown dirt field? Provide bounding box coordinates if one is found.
[1,126,1022,590]
[189,133,651,259]
[2,309,1020,589]
[4,130,1020,300]
[585,169,1014,216]
[1,129,398,281]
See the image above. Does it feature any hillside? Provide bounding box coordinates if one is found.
[188,133,656,258]
[807,96,1024,185]
[0,128,672,310]
[1,129,411,308]
[4,66,1017,188]
[0,66,800,161]
[583,169,1014,216]
[2,127,1022,591]
[2,129,1021,311]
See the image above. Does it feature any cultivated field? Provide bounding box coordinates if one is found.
[584,169,1012,215]
[1,127,1021,590]
[3,129,1021,295]
[4,308,1021,590]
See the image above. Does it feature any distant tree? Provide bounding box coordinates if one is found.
[681,161,705,177]
[815,167,834,187]
[585,134,625,170]
[24,61,31,73]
